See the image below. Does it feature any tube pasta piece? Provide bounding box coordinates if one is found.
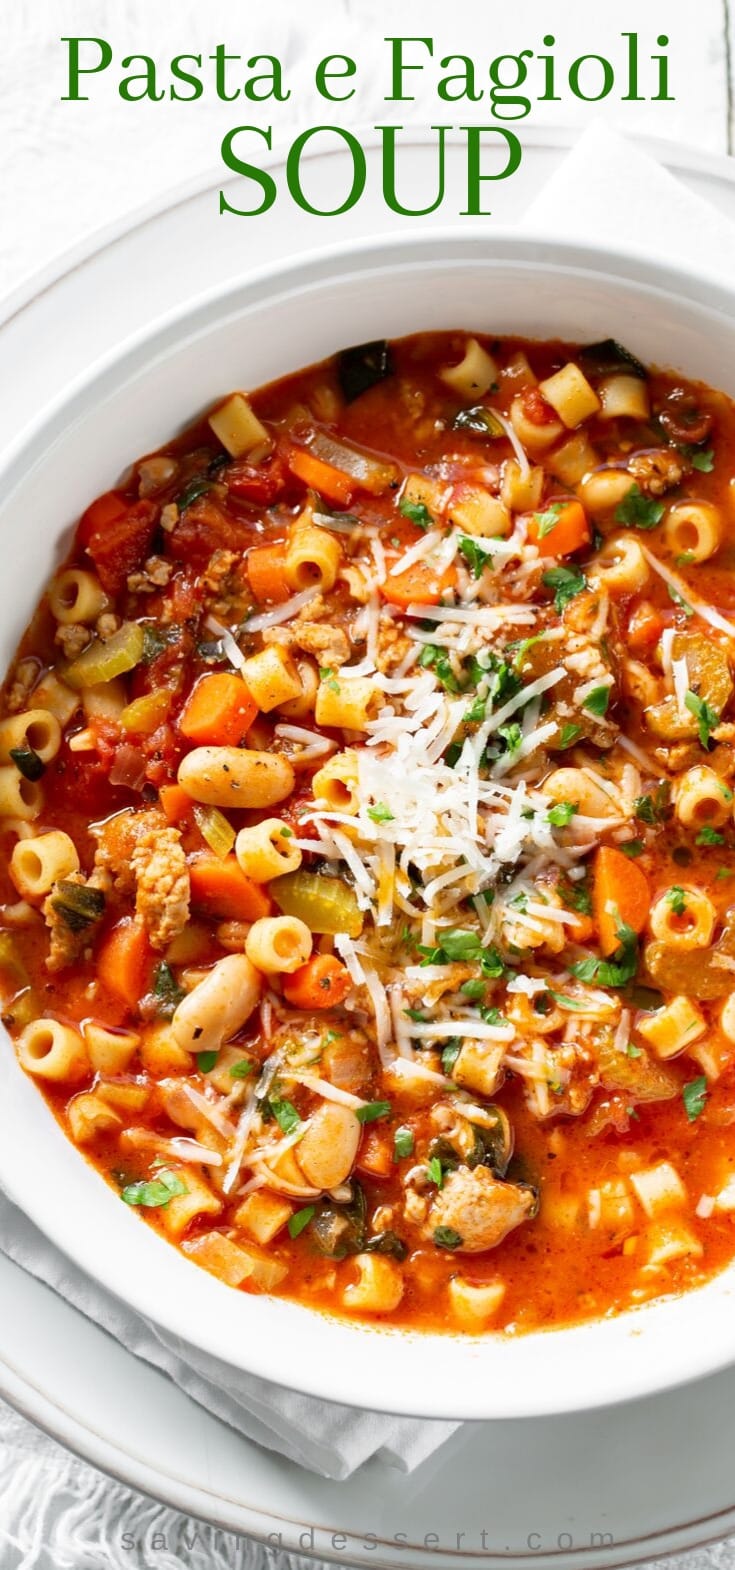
[31,671,79,728]
[83,1023,140,1075]
[343,1252,404,1314]
[158,1170,223,1239]
[238,645,302,712]
[235,819,302,882]
[539,363,601,428]
[234,1190,294,1245]
[597,374,650,422]
[178,746,295,808]
[276,659,319,719]
[509,393,564,453]
[314,675,382,731]
[636,996,706,1060]
[245,915,312,974]
[500,459,544,512]
[0,709,61,766]
[588,535,649,594]
[664,501,723,564]
[17,1018,88,1083]
[630,1162,687,1218]
[649,887,716,950]
[0,767,43,821]
[171,953,260,1055]
[645,1219,703,1268]
[547,431,598,488]
[68,1091,123,1144]
[285,524,342,593]
[440,338,498,399]
[10,831,80,899]
[541,767,621,819]
[48,569,108,625]
[674,765,732,829]
[208,394,271,459]
[448,1277,506,1328]
[449,489,510,539]
[311,748,360,813]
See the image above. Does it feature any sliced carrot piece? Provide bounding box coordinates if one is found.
[285,446,355,506]
[179,673,258,747]
[97,917,152,1011]
[282,953,351,1009]
[246,542,290,604]
[380,560,457,610]
[355,1128,394,1178]
[528,498,590,557]
[593,845,650,957]
[159,784,194,826]
[189,854,272,921]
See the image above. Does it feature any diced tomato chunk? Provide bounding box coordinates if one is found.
[83,498,159,595]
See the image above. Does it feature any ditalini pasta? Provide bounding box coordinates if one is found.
[6,330,735,1333]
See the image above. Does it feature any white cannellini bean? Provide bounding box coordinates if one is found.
[296,1103,361,1190]
[171,954,261,1055]
[178,746,295,808]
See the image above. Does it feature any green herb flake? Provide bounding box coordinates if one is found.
[433,1225,463,1250]
[367,802,394,824]
[626,1042,643,1059]
[427,1155,444,1188]
[356,1100,391,1124]
[399,497,432,530]
[441,1039,462,1073]
[541,564,586,614]
[152,961,186,1020]
[685,690,720,750]
[288,1205,315,1239]
[696,826,725,846]
[534,501,564,539]
[229,1058,254,1079]
[458,535,495,579]
[582,685,611,717]
[679,444,715,473]
[196,1050,218,1074]
[121,1169,188,1209]
[634,782,671,825]
[620,839,645,858]
[614,485,665,530]
[318,666,341,694]
[393,1126,414,1160]
[269,1098,302,1135]
[558,723,582,750]
[547,801,578,828]
[667,885,687,917]
[571,914,638,988]
[460,978,486,1000]
[667,583,694,617]
[683,1076,708,1122]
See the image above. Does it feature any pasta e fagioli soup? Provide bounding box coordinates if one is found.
[4,328,735,1334]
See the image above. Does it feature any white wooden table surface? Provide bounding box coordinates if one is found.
[2,1,735,1566]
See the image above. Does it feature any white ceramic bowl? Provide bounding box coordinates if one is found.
[2,230,735,1422]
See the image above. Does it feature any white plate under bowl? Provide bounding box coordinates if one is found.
[3,224,735,1425]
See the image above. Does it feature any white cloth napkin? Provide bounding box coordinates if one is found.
[3,120,735,1484]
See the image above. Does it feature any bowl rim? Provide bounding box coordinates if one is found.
[4,225,735,1420]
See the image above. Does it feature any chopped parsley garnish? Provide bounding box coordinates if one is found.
[626,1042,643,1059]
[679,444,715,472]
[667,885,687,917]
[427,1156,444,1188]
[152,961,186,1019]
[288,1206,315,1239]
[582,685,610,717]
[571,916,638,988]
[176,475,212,511]
[460,978,487,1000]
[433,1226,463,1250]
[121,1169,188,1208]
[685,690,720,749]
[464,693,487,725]
[367,802,394,824]
[356,1101,392,1124]
[541,564,587,613]
[393,1126,414,1160]
[498,721,523,754]
[634,782,671,825]
[196,1050,218,1074]
[418,930,505,978]
[268,1098,302,1135]
[458,535,494,579]
[399,496,432,529]
[667,583,694,617]
[547,801,578,828]
[620,839,645,858]
[561,877,592,915]
[417,643,461,693]
[683,1076,708,1122]
[229,1058,254,1079]
[548,990,587,1012]
[614,485,665,529]
[318,667,341,694]
[558,722,582,750]
[534,501,564,538]
[696,826,725,846]
[441,1040,462,1073]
